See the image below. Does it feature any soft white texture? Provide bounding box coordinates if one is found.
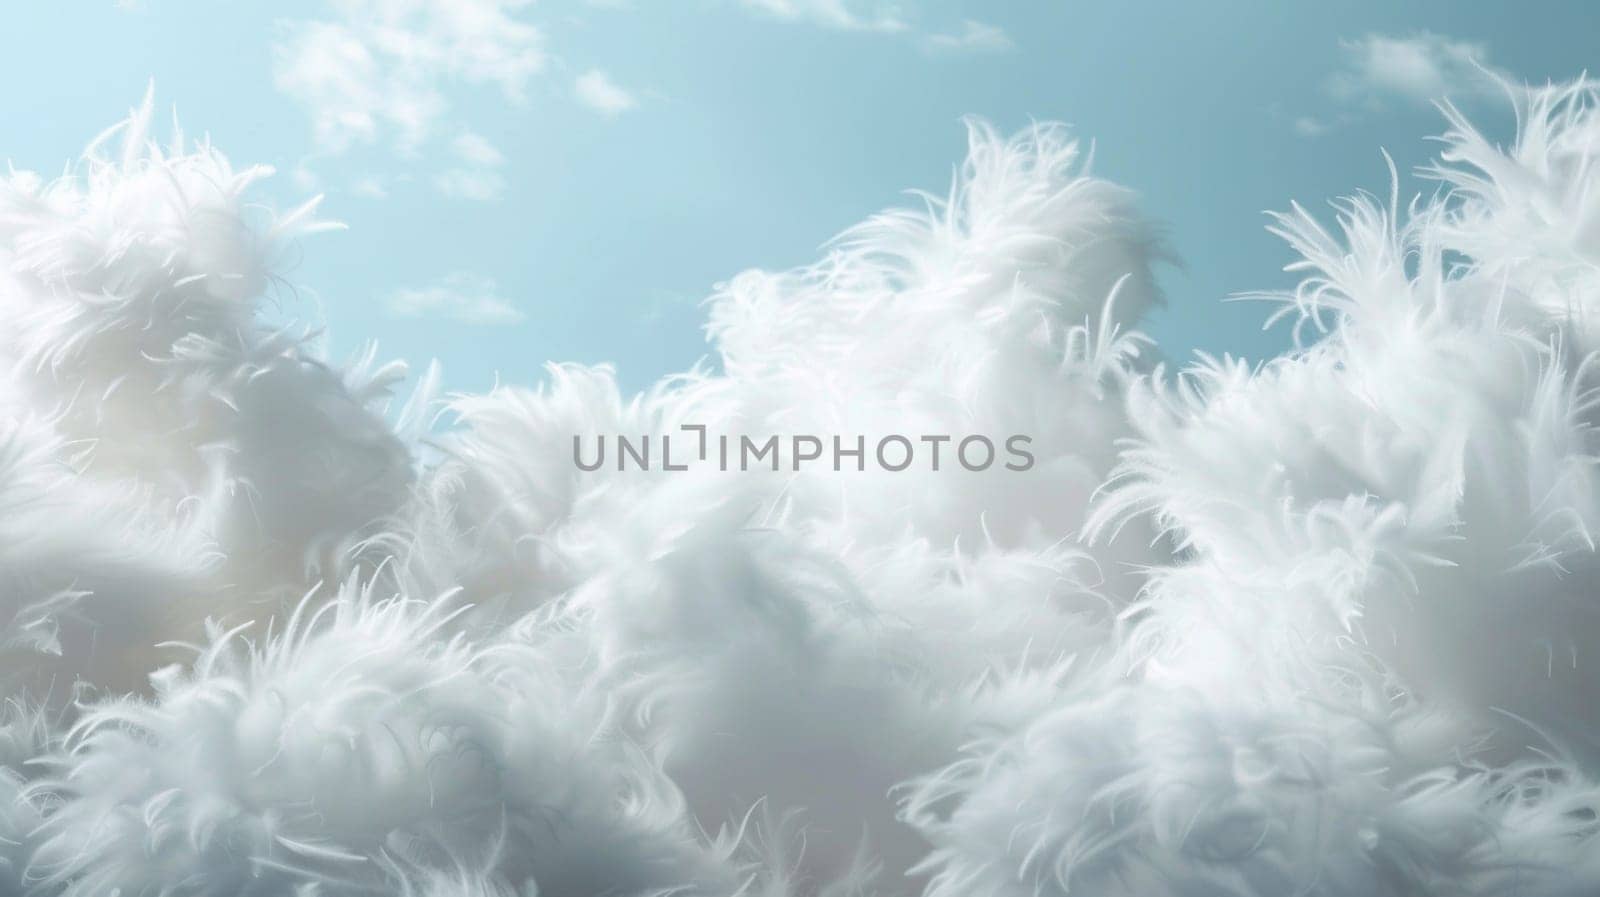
[912,83,1600,897]
[3,82,1600,897]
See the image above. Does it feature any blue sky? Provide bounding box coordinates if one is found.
[2,1,1596,394]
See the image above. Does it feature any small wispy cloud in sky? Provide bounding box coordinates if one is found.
[736,0,1011,55]
[923,19,1012,54]
[385,272,524,324]
[1291,116,1332,137]
[273,0,542,154]
[434,131,507,200]
[1329,32,1509,105]
[574,69,638,116]
[1296,31,1511,138]
[737,0,906,33]
[351,176,389,199]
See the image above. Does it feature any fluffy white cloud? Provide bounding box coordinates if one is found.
[385,271,524,323]
[434,131,506,200]
[1328,31,1509,105]
[273,0,543,153]
[574,68,638,116]
[11,80,1600,897]
[0,94,1167,896]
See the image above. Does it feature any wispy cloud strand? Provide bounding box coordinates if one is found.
[1295,31,1512,138]
[736,0,1011,53]
[923,19,1013,54]
[1328,32,1509,105]
[273,0,543,153]
[737,0,906,32]
[385,272,524,324]
[434,131,507,200]
[574,69,638,116]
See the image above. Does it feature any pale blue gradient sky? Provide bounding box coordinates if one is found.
[2,1,1595,393]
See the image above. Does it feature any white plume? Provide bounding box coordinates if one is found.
[4,79,1600,897]
[909,82,1600,897]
